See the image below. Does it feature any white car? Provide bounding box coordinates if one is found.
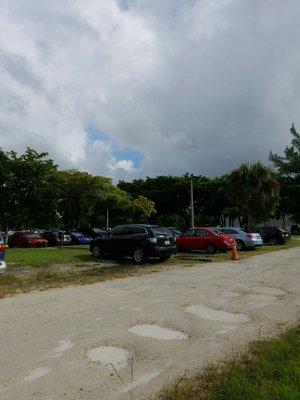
[0,234,7,274]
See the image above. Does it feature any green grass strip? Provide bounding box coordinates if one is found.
[159,326,300,400]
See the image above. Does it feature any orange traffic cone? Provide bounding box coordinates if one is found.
[231,241,239,261]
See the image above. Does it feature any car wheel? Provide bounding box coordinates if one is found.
[269,238,277,246]
[206,244,216,254]
[236,240,244,251]
[92,245,102,258]
[133,248,145,264]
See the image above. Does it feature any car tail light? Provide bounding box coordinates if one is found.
[0,244,8,251]
[147,237,157,244]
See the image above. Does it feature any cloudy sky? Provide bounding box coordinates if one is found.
[0,0,299,180]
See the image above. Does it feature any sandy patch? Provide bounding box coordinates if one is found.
[86,346,130,370]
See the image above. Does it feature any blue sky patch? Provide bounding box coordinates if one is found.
[86,125,143,169]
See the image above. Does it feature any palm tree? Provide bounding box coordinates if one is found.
[227,162,280,227]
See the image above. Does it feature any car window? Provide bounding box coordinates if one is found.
[170,229,181,235]
[94,228,105,234]
[110,226,128,236]
[227,229,237,234]
[25,234,39,239]
[182,229,195,237]
[133,227,148,234]
[151,227,171,237]
[213,229,223,235]
[195,229,209,237]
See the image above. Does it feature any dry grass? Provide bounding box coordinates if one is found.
[1,239,299,298]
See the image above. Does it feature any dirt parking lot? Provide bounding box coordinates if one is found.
[0,247,299,400]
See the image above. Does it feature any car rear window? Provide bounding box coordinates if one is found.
[151,227,171,237]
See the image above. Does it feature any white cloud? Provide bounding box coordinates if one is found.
[0,0,300,180]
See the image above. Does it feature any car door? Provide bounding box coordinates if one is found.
[122,226,148,256]
[15,233,24,247]
[194,229,210,250]
[104,226,128,255]
[177,229,196,250]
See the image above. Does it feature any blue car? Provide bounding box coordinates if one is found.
[69,232,92,245]
[216,227,263,251]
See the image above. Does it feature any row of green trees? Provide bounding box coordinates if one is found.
[119,125,300,229]
[0,149,155,235]
[0,125,299,234]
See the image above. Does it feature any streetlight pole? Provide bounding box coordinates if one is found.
[106,207,109,230]
[190,174,195,228]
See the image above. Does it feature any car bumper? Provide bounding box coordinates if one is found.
[246,239,263,247]
[148,245,177,257]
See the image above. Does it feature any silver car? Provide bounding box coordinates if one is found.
[216,227,263,251]
[0,234,7,274]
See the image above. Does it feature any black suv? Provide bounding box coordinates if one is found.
[259,226,290,245]
[90,224,176,264]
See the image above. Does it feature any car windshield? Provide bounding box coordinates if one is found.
[151,227,172,237]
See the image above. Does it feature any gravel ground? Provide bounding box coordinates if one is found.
[0,247,299,400]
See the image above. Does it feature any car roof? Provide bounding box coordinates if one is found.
[116,224,160,228]
[217,227,241,229]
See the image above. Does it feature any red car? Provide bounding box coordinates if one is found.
[176,227,235,254]
[8,232,48,248]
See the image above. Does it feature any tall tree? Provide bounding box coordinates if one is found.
[0,148,59,233]
[227,162,280,227]
[269,124,300,222]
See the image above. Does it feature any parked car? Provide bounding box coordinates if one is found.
[259,226,290,245]
[68,232,92,245]
[41,231,72,246]
[90,224,176,264]
[0,234,7,274]
[8,232,48,248]
[79,228,108,239]
[168,227,182,237]
[176,227,235,254]
[216,227,263,251]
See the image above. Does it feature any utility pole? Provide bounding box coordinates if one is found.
[106,207,109,230]
[190,174,195,228]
